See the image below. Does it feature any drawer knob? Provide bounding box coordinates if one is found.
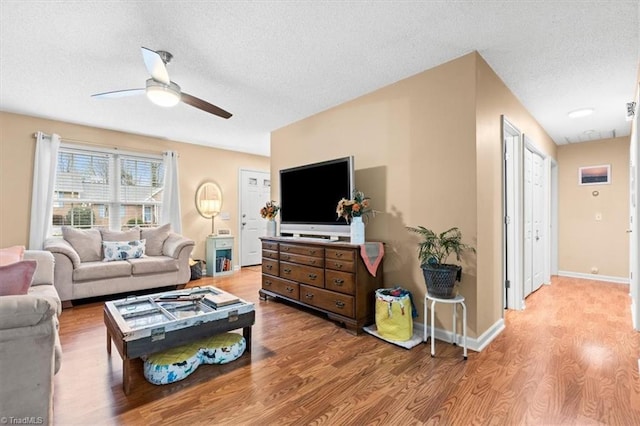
[282,255,289,260]
[285,287,294,293]
[310,250,316,255]
[283,247,289,252]
[283,268,291,274]
[335,301,345,308]
[334,262,342,268]
[266,265,272,270]
[335,252,343,258]
[305,293,314,299]
[334,279,344,285]
[264,280,272,286]
[310,260,316,264]
[308,273,317,280]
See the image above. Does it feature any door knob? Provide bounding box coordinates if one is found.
[242,222,246,226]
[627,229,633,233]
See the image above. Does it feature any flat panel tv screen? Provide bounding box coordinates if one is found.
[279,156,354,237]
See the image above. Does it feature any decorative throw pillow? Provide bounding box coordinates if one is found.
[103,240,146,262]
[0,259,37,296]
[141,223,171,256]
[0,245,25,266]
[101,227,141,242]
[62,226,102,262]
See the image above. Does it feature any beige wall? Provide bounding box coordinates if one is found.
[272,52,557,340]
[558,137,629,278]
[0,111,270,261]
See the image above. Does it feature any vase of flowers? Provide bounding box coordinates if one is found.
[336,190,372,245]
[260,201,280,237]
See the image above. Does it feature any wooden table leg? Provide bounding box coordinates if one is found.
[243,326,252,352]
[106,331,112,355]
[122,358,132,395]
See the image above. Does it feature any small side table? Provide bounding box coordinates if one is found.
[206,235,234,277]
[424,293,467,359]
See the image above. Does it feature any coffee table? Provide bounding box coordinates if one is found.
[104,286,255,395]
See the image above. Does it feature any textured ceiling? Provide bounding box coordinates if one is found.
[1,1,638,157]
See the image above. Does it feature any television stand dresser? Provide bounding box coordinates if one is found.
[259,237,383,334]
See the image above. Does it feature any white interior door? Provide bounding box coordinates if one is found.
[239,169,270,267]
[630,88,639,331]
[532,151,545,292]
[524,148,533,297]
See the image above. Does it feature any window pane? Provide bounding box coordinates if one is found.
[51,202,109,234]
[55,150,111,202]
[120,157,164,204]
[120,204,160,230]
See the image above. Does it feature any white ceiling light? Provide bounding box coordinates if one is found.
[145,79,181,107]
[568,108,594,118]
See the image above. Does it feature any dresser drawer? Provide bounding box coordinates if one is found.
[279,252,324,268]
[279,261,324,287]
[325,270,356,295]
[325,248,355,262]
[262,275,299,300]
[300,284,355,317]
[262,249,278,260]
[262,258,279,276]
[262,241,278,251]
[326,258,355,273]
[279,244,324,257]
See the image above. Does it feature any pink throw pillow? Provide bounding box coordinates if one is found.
[0,260,37,296]
[0,245,25,266]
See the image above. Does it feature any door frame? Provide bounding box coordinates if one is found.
[502,116,524,310]
[502,116,557,311]
[630,85,639,331]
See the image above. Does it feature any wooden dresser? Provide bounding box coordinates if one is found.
[259,237,383,334]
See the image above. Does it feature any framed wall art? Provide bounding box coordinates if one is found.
[578,164,611,185]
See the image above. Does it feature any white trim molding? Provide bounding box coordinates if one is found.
[412,318,505,353]
[558,270,629,284]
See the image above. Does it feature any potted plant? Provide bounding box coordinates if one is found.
[406,226,475,298]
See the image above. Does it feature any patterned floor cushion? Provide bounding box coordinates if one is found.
[143,332,246,385]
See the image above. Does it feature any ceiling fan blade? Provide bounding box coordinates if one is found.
[181,93,232,119]
[91,88,145,98]
[141,47,170,85]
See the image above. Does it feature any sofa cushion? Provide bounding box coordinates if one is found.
[73,260,132,282]
[0,260,37,296]
[103,240,146,262]
[128,256,179,275]
[62,227,102,262]
[101,227,141,242]
[141,224,171,256]
[0,245,24,266]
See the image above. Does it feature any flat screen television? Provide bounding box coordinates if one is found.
[279,156,354,238]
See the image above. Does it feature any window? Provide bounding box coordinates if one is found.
[52,146,164,233]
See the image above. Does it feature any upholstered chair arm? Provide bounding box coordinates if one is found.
[44,238,81,268]
[162,233,195,259]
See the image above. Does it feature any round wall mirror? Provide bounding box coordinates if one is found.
[195,181,223,219]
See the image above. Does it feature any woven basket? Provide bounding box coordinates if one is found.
[421,264,462,299]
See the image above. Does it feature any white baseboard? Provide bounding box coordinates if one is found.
[412,318,505,353]
[632,299,638,330]
[558,270,629,284]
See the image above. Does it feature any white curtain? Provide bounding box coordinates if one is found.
[29,132,60,249]
[161,151,182,233]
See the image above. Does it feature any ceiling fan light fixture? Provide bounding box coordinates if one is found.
[568,108,594,118]
[145,79,181,107]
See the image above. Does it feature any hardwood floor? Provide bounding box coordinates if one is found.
[53,270,640,425]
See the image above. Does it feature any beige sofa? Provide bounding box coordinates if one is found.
[0,250,62,426]
[44,224,195,304]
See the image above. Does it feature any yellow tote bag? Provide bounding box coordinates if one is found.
[375,288,413,341]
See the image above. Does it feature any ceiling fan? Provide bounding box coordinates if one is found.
[91,47,232,119]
